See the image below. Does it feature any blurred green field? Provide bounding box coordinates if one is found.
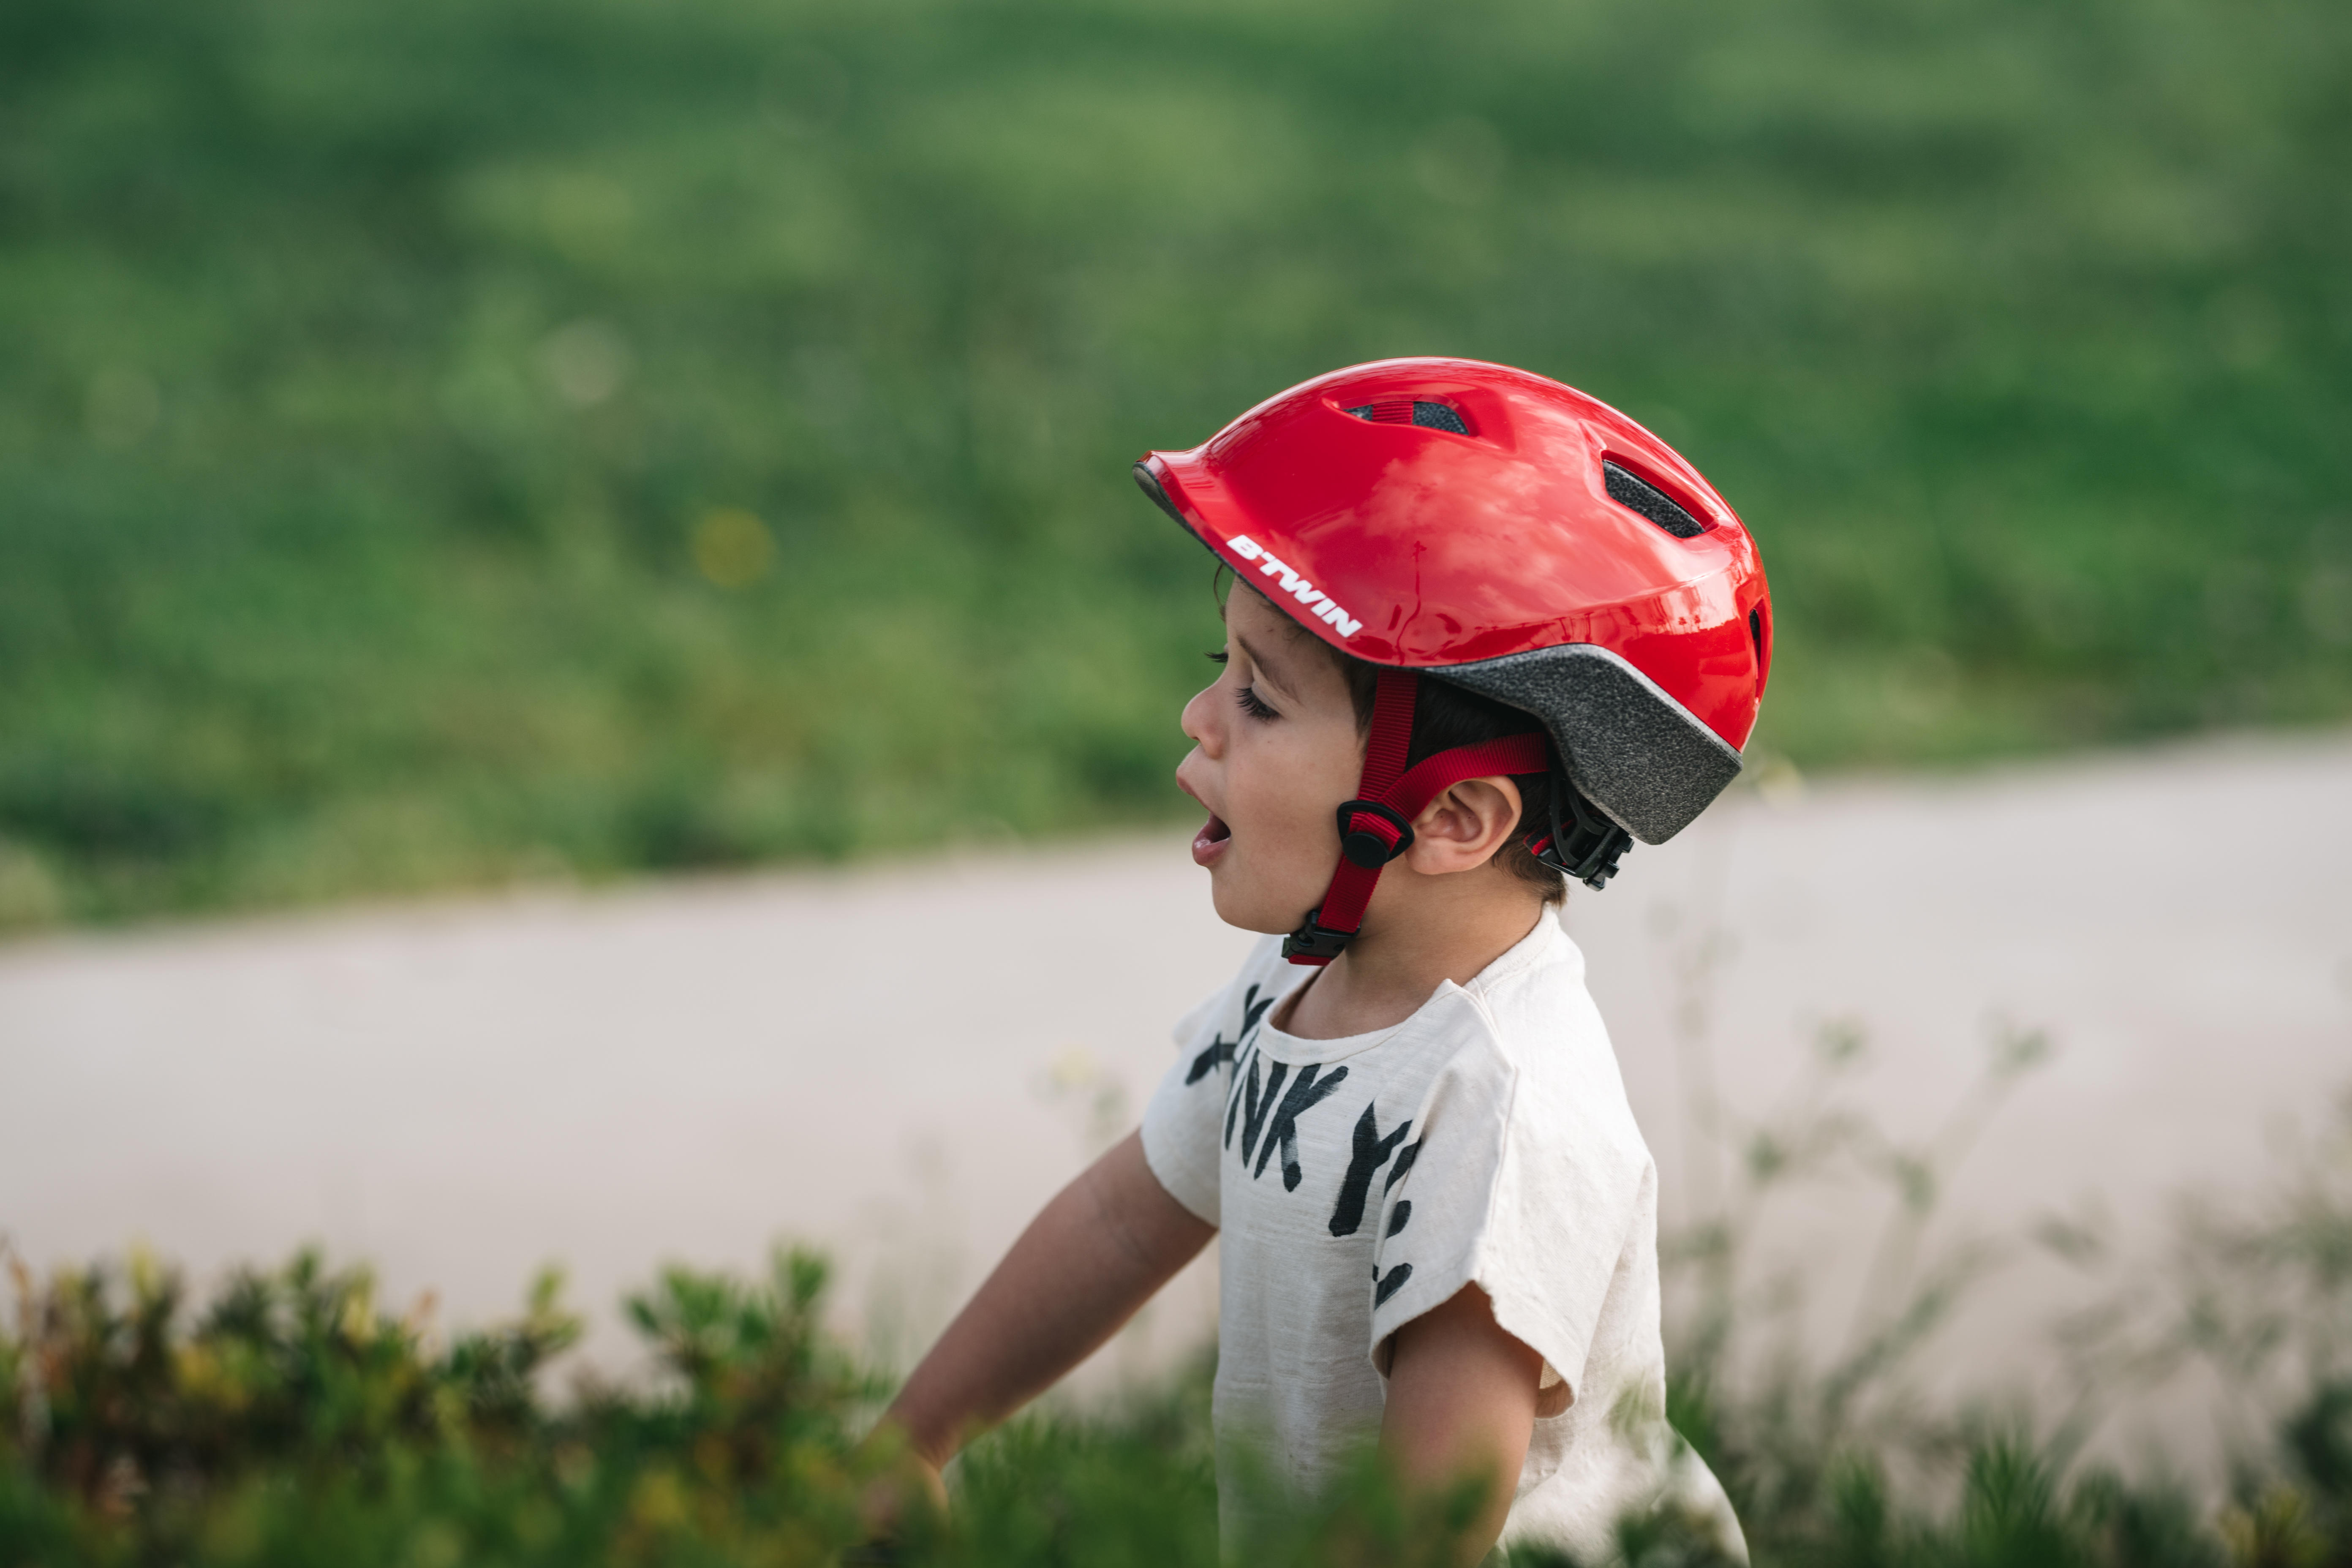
[3,0,2347,925]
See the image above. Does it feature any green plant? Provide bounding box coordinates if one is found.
[4,1092,2349,1564]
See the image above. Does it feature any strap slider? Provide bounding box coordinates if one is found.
[1335,799,1416,868]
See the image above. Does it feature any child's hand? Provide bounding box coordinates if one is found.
[848,1131,1212,1557]
[854,1419,949,1553]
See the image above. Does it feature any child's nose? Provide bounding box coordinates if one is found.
[1179,683,1222,755]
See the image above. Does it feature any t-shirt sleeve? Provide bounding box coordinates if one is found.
[1140,943,1282,1226]
[1139,1034,1223,1225]
[1366,1028,1653,1407]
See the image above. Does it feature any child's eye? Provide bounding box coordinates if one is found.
[1205,647,1275,719]
[1206,651,1229,664]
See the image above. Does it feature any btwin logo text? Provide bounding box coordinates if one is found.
[1227,536,1364,639]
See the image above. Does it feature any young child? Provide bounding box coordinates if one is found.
[871,359,1770,1564]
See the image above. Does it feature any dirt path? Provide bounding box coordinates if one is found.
[4,732,2347,1420]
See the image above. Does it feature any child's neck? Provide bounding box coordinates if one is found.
[1274,877,1549,1042]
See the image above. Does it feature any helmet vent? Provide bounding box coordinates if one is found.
[1603,459,1706,539]
[1345,400,1471,435]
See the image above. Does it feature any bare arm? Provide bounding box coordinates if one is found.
[877,1128,1214,1471]
[1380,1283,1549,1566]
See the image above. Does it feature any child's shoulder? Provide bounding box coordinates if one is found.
[1444,917,1645,1147]
[1456,915,1604,1054]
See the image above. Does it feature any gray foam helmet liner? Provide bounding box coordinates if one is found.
[1437,644,1744,844]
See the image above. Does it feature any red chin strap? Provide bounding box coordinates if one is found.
[1282,669,1553,966]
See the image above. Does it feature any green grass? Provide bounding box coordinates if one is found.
[3,0,2349,925]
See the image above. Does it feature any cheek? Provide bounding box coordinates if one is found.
[1231,725,1356,852]
[1211,718,1363,930]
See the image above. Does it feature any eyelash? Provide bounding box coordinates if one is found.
[1206,650,1281,721]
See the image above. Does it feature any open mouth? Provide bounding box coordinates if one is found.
[1191,812,1232,866]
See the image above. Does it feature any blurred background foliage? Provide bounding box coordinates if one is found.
[3,0,2348,924]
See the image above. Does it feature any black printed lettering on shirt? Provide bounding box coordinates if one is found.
[1222,1045,1253,1147]
[1253,1064,1349,1191]
[1187,983,1275,1086]
[1327,1102,1413,1238]
[1368,1137,1425,1308]
[1235,1054,1286,1164]
[1383,1138,1422,1194]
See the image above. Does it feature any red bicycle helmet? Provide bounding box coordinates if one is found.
[1136,357,1772,964]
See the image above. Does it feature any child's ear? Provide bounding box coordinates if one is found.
[1405,777,1523,875]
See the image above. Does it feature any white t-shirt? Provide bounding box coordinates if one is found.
[1140,915,1743,1564]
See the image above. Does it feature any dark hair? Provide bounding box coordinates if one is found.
[1237,582,1565,902]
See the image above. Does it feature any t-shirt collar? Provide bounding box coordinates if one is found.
[1256,912,1560,1065]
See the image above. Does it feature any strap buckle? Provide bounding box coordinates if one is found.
[1334,799,1415,868]
[1281,909,1355,964]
